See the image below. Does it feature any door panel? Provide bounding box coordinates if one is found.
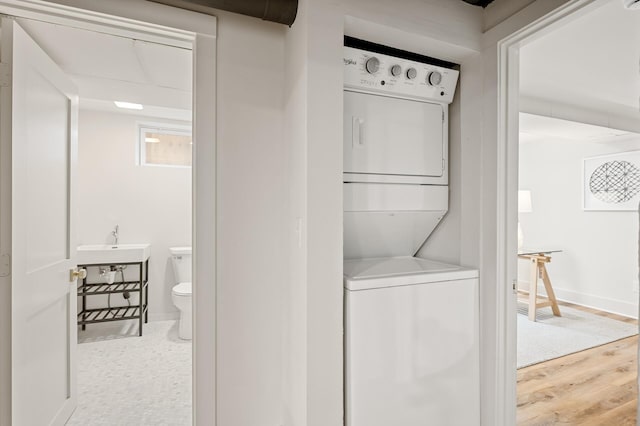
[1,18,79,426]
[344,90,445,177]
[25,66,70,272]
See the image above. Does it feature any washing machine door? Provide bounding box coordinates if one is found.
[344,90,445,179]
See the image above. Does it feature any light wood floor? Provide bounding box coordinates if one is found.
[517,302,638,425]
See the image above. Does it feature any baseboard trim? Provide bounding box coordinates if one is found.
[518,281,638,319]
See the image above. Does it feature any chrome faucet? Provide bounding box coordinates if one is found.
[112,225,119,245]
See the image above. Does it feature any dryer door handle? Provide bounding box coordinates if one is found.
[352,117,365,147]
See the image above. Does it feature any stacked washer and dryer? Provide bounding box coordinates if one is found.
[343,42,480,426]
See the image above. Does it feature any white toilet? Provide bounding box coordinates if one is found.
[170,246,192,340]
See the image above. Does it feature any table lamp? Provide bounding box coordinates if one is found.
[518,190,532,249]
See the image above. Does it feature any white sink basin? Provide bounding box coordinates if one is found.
[77,244,151,265]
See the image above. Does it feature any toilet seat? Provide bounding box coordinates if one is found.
[173,282,192,296]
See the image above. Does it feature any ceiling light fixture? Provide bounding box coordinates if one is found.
[623,0,640,9]
[145,137,161,143]
[114,101,143,110]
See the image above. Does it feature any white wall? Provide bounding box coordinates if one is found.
[484,0,537,31]
[343,0,483,54]
[77,109,191,320]
[283,2,345,425]
[302,4,345,425]
[283,1,309,424]
[418,55,483,265]
[214,10,288,426]
[518,137,640,317]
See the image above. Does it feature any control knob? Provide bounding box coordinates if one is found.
[427,71,443,86]
[390,64,402,77]
[406,67,417,80]
[365,57,380,74]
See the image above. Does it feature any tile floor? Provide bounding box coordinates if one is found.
[67,320,192,426]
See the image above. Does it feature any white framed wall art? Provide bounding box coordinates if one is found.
[583,150,640,211]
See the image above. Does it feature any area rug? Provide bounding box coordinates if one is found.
[517,303,638,369]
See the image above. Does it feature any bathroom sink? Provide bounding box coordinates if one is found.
[77,244,151,265]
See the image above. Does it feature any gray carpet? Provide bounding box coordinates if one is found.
[517,303,638,369]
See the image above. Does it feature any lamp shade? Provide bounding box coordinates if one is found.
[518,190,533,213]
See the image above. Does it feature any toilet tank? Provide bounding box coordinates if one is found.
[170,246,192,283]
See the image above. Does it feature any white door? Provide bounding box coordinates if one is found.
[343,90,445,177]
[1,18,79,426]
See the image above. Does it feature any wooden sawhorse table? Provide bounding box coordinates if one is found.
[518,250,561,321]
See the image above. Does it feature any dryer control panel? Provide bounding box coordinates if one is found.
[344,46,459,104]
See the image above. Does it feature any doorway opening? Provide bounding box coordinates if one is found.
[514,2,640,422]
[0,2,216,425]
[497,0,640,423]
[29,19,193,424]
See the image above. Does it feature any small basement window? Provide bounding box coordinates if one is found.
[138,123,192,167]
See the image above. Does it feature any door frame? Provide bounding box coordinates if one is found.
[0,1,217,425]
[494,0,612,422]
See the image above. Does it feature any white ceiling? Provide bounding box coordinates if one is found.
[520,1,640,116]
[519,112,636,143]
[20,20,192,120]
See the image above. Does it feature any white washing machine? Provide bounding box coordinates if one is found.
[344,256,480,426]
